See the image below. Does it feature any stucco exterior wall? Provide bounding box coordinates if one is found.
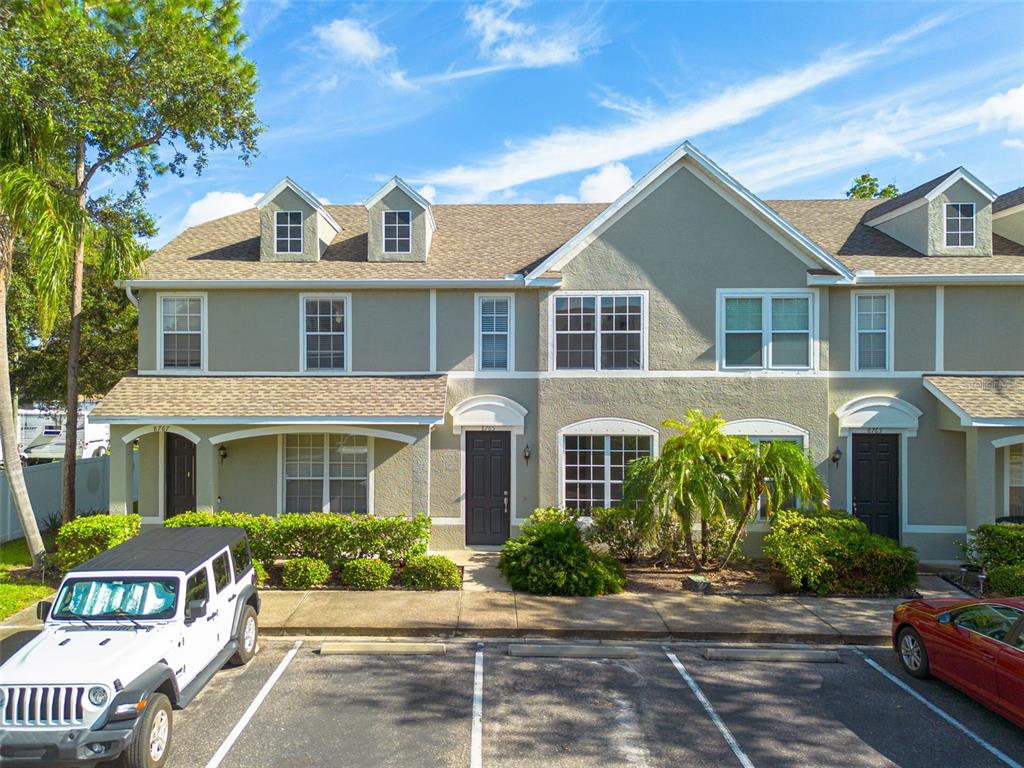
[367,187,429,263]
[944,286,1024,370]
[435,290,475,372]
[350,290,431,371]
[927,179,993,257]
[218,436,278,513]
[259,187,320,263]
[993,210,1024,244]
[208,290,298,371]
[875,205,929,255]
[137,432,160,519]
[559,164,816,371]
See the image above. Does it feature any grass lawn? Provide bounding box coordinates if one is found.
[1,537,55,621]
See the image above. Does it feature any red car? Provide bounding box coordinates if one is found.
[892,597,1024,729]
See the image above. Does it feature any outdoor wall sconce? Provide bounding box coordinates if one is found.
[830,447,842,465]
[523,444,532,464]
[218,445,228,462]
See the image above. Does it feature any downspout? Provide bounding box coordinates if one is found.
[124,283,139,308]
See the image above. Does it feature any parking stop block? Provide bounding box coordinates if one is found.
[508,643,637,659]
[319,642,447,655]
[703,647,841,663]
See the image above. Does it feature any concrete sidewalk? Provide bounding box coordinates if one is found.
[256,575,965,645]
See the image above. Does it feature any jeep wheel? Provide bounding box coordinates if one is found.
[230,605,258,666]
[122,692,172,768]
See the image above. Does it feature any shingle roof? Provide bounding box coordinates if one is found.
[141,204,607,281]
[767,199,1024,275]
[923,375,1024,420]
[862,169,959,221]
[91,375,449,420]
[994,186,1024,213]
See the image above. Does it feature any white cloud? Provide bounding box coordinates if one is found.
[417,184,438,203]
[180,191,261,231]
[424,15,951,198]
[578,162,634,202]
[313,18,410,89]
[1004,138,1024,150]
[316,74,339,94]
[976,84,1024,131]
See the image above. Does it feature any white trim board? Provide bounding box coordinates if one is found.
[94,416,443,426]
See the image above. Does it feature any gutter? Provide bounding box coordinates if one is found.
[120,277,561,290]
[807,273,1024,286]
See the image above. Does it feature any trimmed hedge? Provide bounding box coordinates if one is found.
[988,564,1024,596]
[339,558,393,590]
[165,511,430,567]
[55,514,141,571]
[281,557,331,589]
[400,554,461,590]
[499,508,625,596]
[972,523,1024,568]
[764,509,918,595]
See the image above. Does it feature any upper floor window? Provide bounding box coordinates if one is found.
[477,295,512,371]
[275,211,303,253]
[854,292,891,371]
[721,292,813,370]
[945,203,975,247]
[384,210,411,253]
[302,296,348,371]
[160,295,204,370]
[553,293,645,371]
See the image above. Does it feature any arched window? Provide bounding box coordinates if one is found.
[558,419,658,510]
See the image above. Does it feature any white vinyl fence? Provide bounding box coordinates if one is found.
[0,457,139,543]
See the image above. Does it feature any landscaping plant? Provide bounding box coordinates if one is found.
[499,508,625,596]
[987,564,1024,596]
[165,511,277,562]
[55,513,140,572]
[281,557,331,589]
[971,523,1024,568]
[338,558,393,591]
[399,554,461,590]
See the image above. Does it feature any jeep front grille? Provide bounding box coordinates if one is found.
[2,686,84,726]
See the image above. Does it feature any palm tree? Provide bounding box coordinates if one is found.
[0,111,78,570]
[623,410,739,571]
[718,439,827,570]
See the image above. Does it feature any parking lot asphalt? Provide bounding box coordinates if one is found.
[113,638,1023,768]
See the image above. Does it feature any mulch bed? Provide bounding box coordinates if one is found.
[624,558,775,595]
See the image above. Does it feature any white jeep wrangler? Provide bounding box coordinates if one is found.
[0,527,261,767]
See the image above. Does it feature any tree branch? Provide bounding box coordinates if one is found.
[80,131,164,191]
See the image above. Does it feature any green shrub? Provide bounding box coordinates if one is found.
[972,524,1024,568]
[165,512,276,562]
[499,509,625,596]
[281,557,331,589]
[988,564,1024,596]
[338,558,393,590]
[55,514,140,571]
[764,509,917,595]
[586,507,650,561]
[253,560,269,587]
[400,554,461,590]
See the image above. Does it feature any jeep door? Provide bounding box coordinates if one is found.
[209,549,237,647]
[179,564,219,686]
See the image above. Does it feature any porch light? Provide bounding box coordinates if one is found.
[830,447,842,465]
[218,445,228,462]
[523,444,532,464]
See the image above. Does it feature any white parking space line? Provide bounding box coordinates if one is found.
[471,644,484,768]
[664,649,755,768]
[204,640,303,768]
[855,650,1023,768]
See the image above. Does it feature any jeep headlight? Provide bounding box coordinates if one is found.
[88,686,108,707]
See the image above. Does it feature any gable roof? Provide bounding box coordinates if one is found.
[923,375,1024,426]
[363,176,437,232]
[994,186,1024,216]
[256,177,341,233]
[523,141,855,283]
[864,168,997,226]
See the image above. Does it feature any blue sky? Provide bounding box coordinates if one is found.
[143,0,1024,248]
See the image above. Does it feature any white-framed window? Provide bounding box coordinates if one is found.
[301,294,350,371]
[559,419,657,510]
[853,291,892,372]
[1009,444,1024,516]
[384,210,412,253]
[552,292,646,371]
[275,211,303,254]
[159,294,206,370]
[719,291,814,370]
[476,294,513,372]
[945,203,975,248]
[283,434,370,514]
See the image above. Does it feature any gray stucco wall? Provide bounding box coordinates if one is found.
[367,187,429,263]
[259,187,321,263]
[350,290,430,371]
[558,163,817,372]
[876,204,929,255]
[944,286,1024,370]
[218,436,278,513]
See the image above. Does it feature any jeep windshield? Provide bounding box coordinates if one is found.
[52,576,179,621]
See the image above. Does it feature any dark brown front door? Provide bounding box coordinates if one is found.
[465,431,511,545]
[165,433,196,519]
[852,433,899,539]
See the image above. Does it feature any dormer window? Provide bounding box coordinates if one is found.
[275,211,303,253]
[384,210,411,253]
[945,203,975,247]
